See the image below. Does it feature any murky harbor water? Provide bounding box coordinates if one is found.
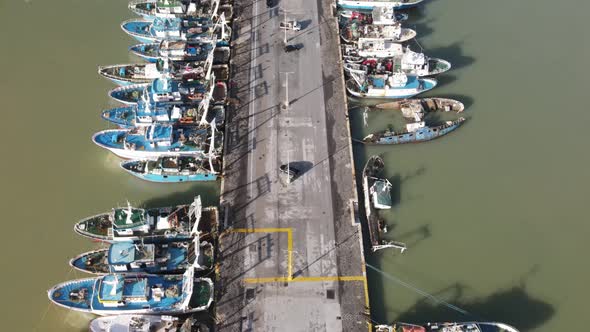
[0,0,588,331]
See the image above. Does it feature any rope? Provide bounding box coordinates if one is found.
[366,263,470,316]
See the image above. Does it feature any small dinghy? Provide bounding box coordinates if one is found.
[47,267,213,315]
[74,196,217,242]
[130,40,216,63]
[129,0,217,21]
[375,322,520,332]
[340,6,408,23]
[90,315,209,332]
[344,54,450,77]
[337,0,424,11]
[92,123,222,159]
[122,16,214,44]
[340,21,416,44]
[101,99,221,128]
[70,237,214,274]
[121,154,220,182]
[362,98,466,144]
[346,72,437,99]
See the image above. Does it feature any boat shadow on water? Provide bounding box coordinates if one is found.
[368,266,555,331]
[427,41,476,71]
[139,183,220,208]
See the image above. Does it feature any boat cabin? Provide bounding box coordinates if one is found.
[98,275,150,307]
[108,242,156,272]
[370,179,392,209]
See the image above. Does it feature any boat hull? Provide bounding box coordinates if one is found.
[364,118,466,145]
[338,0,424,10]
[346,78,437,99]
[123,170,218,182]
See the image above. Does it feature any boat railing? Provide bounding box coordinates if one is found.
[128,0,154,16]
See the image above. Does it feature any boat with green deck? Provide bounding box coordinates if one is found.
[74,196,218,243]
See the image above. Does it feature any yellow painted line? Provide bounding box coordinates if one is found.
[287,229,293,281]
[244,275,366,283]
[244,276,289,283]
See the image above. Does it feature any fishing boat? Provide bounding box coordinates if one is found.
[362,156,406,252]
[100,100,220,128]
[108,77,209,105]
[344,53,451,77]
[130,40,217,63]
[74,196,217,242]
[346,72,436,99]
[337,0,424,11]
[340,21,416,43]
[129,0,217,20]
[121,154,220,182]
[374,322,520,332]
[340,6,408,23]
[90,315,209,332]
[362,98,466,144]
[70,237,214,275]
[92,122,222,160]
[344,38,413,58]
[98,63,163,86]
[121,16,214,44]
[47,267,213,315]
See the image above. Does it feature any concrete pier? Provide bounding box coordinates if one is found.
[215,0,370,331]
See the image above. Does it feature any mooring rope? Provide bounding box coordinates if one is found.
[366,263,470,316]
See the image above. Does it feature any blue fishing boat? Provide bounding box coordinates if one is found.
[362,98,466,144]
[90,315,208,332]
[129,0,216,21]
[122,17,214,44]
[70,238,214,275]
[74,196,217,242]
[92,123,221,159]
[130,40,216,63]
[346,72,437,99]
[337,0,424,11]
[101,98,221,128]
[47,267,214,315]
[121,154,220,182]
[109,75,210,105]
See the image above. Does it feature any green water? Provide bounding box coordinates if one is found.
[0,0,587,331]
[353,1,590,331]
[0,1,218,330]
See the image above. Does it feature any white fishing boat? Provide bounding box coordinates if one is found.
[338,0,424,11]
[346,72,437,99]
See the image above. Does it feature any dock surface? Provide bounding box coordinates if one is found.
[216,0,370,331]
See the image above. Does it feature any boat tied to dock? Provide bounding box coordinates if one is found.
[362,156,407,252]
[362,98,466,144]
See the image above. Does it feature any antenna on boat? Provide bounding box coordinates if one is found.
[125,201,134,224]
[103,276,120,296]
[210,0,220,22]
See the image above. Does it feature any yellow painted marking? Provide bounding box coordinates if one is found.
[244,275,366,283]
